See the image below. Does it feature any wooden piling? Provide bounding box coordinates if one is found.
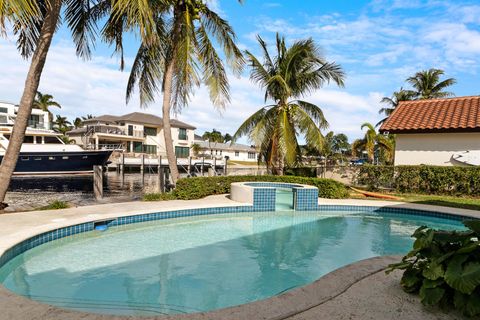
[93,165,103,200]
[120,152,125,173]
[201,157,205,176]
[223,158,228,176]
[140,154,145,174]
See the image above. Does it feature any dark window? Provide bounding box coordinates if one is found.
[175,146,189,158]
[34,157,42,161]
[128,125,133,136]
[23,136,34,143]
[144,127,157,136]
[235,151,239,157]
[28,114,42,128]
[248,152,256,159]
[44,136,60,144]
[0,115,7,124]
[143,145,157,154]
[178,128,187,140]
[0,107,8,113]
[21,156,29,161]
[3,134,10,140]
[133,141,143,152]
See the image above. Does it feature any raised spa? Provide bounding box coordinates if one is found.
[0,207,466,316]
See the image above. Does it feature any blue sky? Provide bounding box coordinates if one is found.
[1,0,479,142]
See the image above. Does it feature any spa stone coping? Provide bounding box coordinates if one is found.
[0,196,479,319]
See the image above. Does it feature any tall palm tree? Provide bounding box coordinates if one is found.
[353,122,394,164]
[233,34,345,174]
[53,115,71,130]
[33,91,61,128]
[406,68,456,99]
[202,129,223,143]
[0,0,109,207]
[120,0,245,184]
[377,88,414,127]
[73,117,83,129]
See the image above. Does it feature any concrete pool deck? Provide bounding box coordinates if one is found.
[0,197,478,320]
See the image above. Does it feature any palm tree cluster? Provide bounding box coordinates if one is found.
[378,68,456,126]
[352,123,395,164]
[202,129,232,143]
[233,34,345,174]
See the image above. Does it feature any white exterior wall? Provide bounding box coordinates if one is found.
[395,132,480,166]
[0,102,49,129]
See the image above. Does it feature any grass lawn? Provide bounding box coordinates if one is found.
[350,190,480,211]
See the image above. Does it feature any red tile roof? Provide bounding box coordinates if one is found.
[379,96,480,133]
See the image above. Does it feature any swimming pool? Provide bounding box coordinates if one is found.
[0,209,465,316]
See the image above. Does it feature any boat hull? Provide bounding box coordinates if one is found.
[0,150,112,175]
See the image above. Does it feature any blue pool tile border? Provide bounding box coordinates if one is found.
[0,204,476,269]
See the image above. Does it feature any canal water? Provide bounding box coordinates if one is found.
[5,172,164,212]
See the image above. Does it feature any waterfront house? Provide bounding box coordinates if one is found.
[68,112,196,158]
[193,135,258,162]
[0,101,50,130]
[379,96,480,166]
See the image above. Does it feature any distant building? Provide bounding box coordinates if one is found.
[68,112,196,158]
[380,96,480,166]
[193,135,258,162]
[0,101,50,130]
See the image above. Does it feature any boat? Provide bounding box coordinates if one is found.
[452,150,480,166]
[0,127,112,175]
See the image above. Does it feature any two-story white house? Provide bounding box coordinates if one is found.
[193,135,258,162]
[68,112,196,158]
[0,101,50,130]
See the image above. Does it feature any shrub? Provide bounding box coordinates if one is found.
[39,200,70,210]
[357,165,480,196]
[143,175,349,201]
[386,220,480,317]
[284,167,317,177]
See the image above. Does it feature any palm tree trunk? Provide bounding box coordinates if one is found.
[0,0,62,210]
[161,57,180,184]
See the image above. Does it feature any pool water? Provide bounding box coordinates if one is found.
[275,188,294,210]
[0,210,464,316]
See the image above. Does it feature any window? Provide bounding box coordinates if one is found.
[248,152,256,159]
[133,142,143,153]
[23,136,34,143]
[128,125,133,136]
[34,157,42,161]
[178,128,187,140]
[0,107,7,113]
[235,151,239,157]
[175,146,189,158]
[62,156,69,160]
[144,126,157,136]
[44,136,61,144]
[143,145,157,154]
[28,114,42,128]
[0,115,7,124]
[21,156,29,161]
[48,156,55,160]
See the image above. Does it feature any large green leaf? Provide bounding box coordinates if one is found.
[456,241,480,255]
[401,268,421,292]
[445,255,480,294]
[465,291,480,317]
[453,290,468,311]
[422,278,444,289]
[413,228,434,250]
[422,261,444,280]
[464,220,480,234]
[419,285,445,305]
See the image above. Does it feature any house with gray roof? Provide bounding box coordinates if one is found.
[193,137,258,162]
[68,112,196,158]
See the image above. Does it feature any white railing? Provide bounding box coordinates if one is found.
[85,144,124,151]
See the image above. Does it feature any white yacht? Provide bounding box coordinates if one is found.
[0,102,111,175]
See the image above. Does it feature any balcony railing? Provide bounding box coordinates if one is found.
[28,120,47,129]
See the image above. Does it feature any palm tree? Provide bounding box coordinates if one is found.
[354,123,394,164]
[232,34,345,174]
[33,91,61,128]
[202,129,224,143]
[81,114,94,121]
[377,88,414,127]
[406,68,456,99]
[121,0,245,184]
[53,115,71,132]
[0,0,110,207]
[73,117,83,129]
[223,133,233,143]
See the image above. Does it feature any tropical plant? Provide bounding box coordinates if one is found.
[386,220,480,317]
[190,143,201,157]
[322,132,350,164]
[81,114,94,121]
[73,117,83,129]
[202,129,224,143]
[121,0,245,184]
[33,91,61,127]
[53,115,71,130]
[406,68,456,100]
[0,0,113,208]
[353,122,394,164]
[233,34,345,175]
[377,88,414,127]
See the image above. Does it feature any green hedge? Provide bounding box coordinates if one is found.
[144,175,349,201]
[357,165,480,195]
